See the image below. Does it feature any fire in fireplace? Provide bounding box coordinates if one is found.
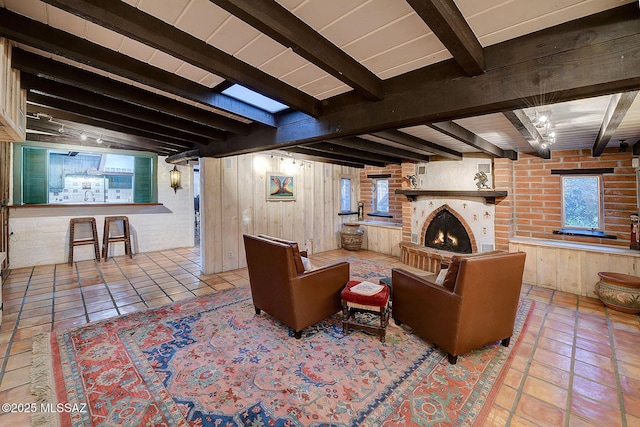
[424,209,472,253]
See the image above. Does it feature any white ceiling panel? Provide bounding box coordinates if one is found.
[85,22,125,51]
[119,38,156,63]
[175,61,210,83]
[365,34,449,78]
[147,49,184,73]
[45,4,86,37]
[137,0,190,25]
[207,16,261,56]
[2,0,45,21]
[342,13,432,62]
[321,2,416,48]
[299,75,349,99]
[175,0,229,41]
[457,0,636,47]
[260,49,312,80]
[235,35,288,68]
[287,0,365,30]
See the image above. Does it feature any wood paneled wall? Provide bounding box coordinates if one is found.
[200,153,361,274]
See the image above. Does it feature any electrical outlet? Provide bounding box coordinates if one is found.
[228,251,233,258]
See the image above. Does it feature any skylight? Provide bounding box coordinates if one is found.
[221,84,289,113]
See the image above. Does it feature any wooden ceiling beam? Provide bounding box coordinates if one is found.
[285,147,369,168]
[371,130,462,159]
[39,0,321,116]
[26,99,200,150]
[502,110,551,159]
[209,0,384,101]
[592,90,639,156]
[406,0,485,76]
[328,137,432,163]
[302,142,400,165]
[0,9,275,127]
[22,73,227,142]
[428,121,517,159]
[26,116,180,154]
[199,4,640,157]
[13,49,250,135]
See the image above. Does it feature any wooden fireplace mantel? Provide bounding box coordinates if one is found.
[395,189,508,204]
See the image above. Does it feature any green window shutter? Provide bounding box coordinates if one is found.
[133,156,152,203]
[23,147,47,204]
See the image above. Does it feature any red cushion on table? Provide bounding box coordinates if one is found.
[341,280,390,307]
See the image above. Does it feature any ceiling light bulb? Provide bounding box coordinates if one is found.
[80,132,87,141]
[541,142,548,149]
[58,125,64,133]
[96,136,103,144]
[548,131,556,138]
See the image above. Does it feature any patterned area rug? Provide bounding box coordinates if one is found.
[33,284,533,427]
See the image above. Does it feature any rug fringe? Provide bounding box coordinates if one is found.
[31,333,59,427]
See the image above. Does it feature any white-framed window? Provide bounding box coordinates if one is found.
[373,178,389,213]
[340,177,352,212]
[561,175,603,230]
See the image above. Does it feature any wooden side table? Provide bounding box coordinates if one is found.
[341,280,390,342]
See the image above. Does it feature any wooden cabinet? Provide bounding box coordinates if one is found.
[509,238,640,297]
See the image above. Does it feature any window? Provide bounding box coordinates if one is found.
[562,175,602,230]
[340,178,351,212]
[15,143,157,205]
[373,178,389,213]
[221,84,289,113]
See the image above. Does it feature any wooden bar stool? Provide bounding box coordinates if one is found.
[68,217,101,265]
[102,216,132,261]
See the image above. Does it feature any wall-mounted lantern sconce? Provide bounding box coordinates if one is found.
[169,165,181,193]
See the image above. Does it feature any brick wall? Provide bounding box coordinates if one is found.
[359,164,404,223]
[504,148,636,247]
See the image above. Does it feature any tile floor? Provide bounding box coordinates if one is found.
[0,247,639,426]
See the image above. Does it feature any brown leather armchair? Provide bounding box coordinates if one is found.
[243,234,349,338]
[392,251,526,364]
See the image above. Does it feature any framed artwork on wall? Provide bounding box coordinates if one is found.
[267,172,296,201]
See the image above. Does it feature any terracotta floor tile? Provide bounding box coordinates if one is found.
[572,375,620,408]
[573,359,616,385]
[571,393,623,427]
[528,360,571,389]
[623,392,640,418]
[523,376,568,409]
[516,394,566,425]
[533,347,572,371]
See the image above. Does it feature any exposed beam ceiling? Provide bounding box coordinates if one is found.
[406,0,485,76]
[0,1,637,167]
[39,0,321,116]
[0,8,274,127]
[198,4,640,158]
[209,0,384,101]
[593,91,639,156]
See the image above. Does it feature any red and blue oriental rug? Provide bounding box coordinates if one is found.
[32,285,533,427]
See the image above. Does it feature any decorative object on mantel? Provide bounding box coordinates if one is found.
[595,272,640,314]
[474,171,490,190]
[403,174,418,188]
[340,222,364,251]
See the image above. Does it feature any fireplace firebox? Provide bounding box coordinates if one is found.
[424,209,472,253]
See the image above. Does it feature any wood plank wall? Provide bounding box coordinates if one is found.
[200,153,361,274]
